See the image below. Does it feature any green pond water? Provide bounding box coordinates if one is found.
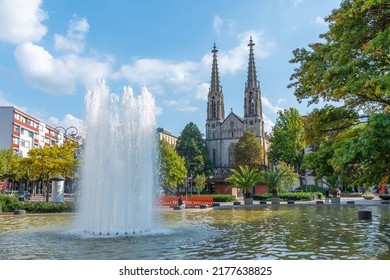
[0,205,389,259]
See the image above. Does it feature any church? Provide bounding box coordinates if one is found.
[205,37,268,194]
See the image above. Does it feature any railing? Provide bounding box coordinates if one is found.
[158,196,213,207]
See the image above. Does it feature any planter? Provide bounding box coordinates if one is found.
[244,198,253,205]
[271,197,280,205]
[233,201,241,206]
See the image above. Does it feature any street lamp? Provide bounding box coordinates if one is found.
[55,126,78,140]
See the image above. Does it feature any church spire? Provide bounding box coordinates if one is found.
[246,36,258,89]
[210,43,221,93]
[207,43,224,121]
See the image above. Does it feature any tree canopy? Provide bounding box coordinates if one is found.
[159,140,187,194]
[289,0,390,188]
[176,122,211,177]
[234,131,264,169]
[268,108,305,179]
[288,0,389,113]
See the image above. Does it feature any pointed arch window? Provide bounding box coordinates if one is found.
[228,144,235,167]
[211,96,216,118]
[249,92,255,114]
[212,149,216,165]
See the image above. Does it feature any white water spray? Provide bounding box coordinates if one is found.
[75,79,157,235]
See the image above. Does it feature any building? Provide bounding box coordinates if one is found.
[157,127,178,148]
[0,106,77,157]
[205,37,268,195]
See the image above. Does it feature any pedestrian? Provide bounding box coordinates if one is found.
[336,187,341,198]
[325,187,330,203]
[178,195,184,207]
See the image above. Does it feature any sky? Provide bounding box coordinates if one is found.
[0,0,342,137]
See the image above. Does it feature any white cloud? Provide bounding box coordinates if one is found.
[14,43,76,95]
[54,16,90,54]
[0,0,47,44]
[262,96,284,114]
[213,15,223,34]
[163,98,199,112]
[315,16,327,26]
[194,82,209,101]
[218,31,275,75]
[278,98,287,104]
[48,114,85,137]
[263,116,275,133]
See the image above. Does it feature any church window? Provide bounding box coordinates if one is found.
[211,97,216,118]
[212,149,216,165]
[249,92,254,114]
[228,144,235,167]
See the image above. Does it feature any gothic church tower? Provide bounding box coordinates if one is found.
[206,38,267,175]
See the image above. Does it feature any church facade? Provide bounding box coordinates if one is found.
[205,37,268,184]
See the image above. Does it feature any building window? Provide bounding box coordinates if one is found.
[39,124,43,131]
[21,139,25,147]
[25,141,30,148]
[13,137,19,144]
[28,131,33,138]
[14,125,20,132]
[212,149,216,165]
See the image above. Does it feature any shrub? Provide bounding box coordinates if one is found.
[211,194,237,202]
[0,194,21,212]
[19,201,76,213]
[362,193,375,200]
[379,194,390,200]
[253,192,322,201]
[294,185,325,194]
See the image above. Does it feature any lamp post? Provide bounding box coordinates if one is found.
[55,125,78,141]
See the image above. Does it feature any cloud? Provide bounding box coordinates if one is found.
[54,15,90,54]
[263,115,275,133]
[218,31,275,75]
[14,42,76,95]
[262,96,284,114]
[48,114,85,137]
[315,16,327,26]
[194,83,209,101]
[213,15,223,34]
[0,0,47,44]
[278,98,287,104]
[163,98,199,112]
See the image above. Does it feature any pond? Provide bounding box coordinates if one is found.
[0,205,389,259]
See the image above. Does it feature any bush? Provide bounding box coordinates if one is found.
[294,185,325,194]
[19,201,76,213]
[362,193,375,200]
[379,194,390,200]
[211,194,237,202]
[0,194,21,212]
[253,192,322,201]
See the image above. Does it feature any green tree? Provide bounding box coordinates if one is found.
[234,131,264,168]
[0,149,18,181]
[268,108,305,185]
[176,122,211,177]
[288,0,390,113]
[193,173,206,195]
[225,165,262,198]
[259,165,298,197]
[159,140,187,194]
[28,141,78,201]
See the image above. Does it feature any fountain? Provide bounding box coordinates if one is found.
[74,79,158,236]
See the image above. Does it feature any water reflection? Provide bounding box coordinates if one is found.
[0,205,389,259]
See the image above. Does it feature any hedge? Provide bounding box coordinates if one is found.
[253,192,323,201]
[0,194,76,213]
[211,194,237,202]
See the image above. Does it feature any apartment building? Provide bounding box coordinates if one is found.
[157,127,178,148]
[0,106,75,157]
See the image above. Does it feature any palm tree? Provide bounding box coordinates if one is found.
[259,164,298,197]
[225,165,262,204]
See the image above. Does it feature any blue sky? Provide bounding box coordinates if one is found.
[0,0,341,137]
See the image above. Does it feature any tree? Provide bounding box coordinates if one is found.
[259,164,298,197]
[225,165,262,199]
[234,131,264,168]
[159,140,187,194]
[28,141,78,201]
[193,173,206,195]
[0,149,18,182]
[289,0,390,188]
[176,122,211,177]
[288,0,390,113]
[268,108,305,185]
